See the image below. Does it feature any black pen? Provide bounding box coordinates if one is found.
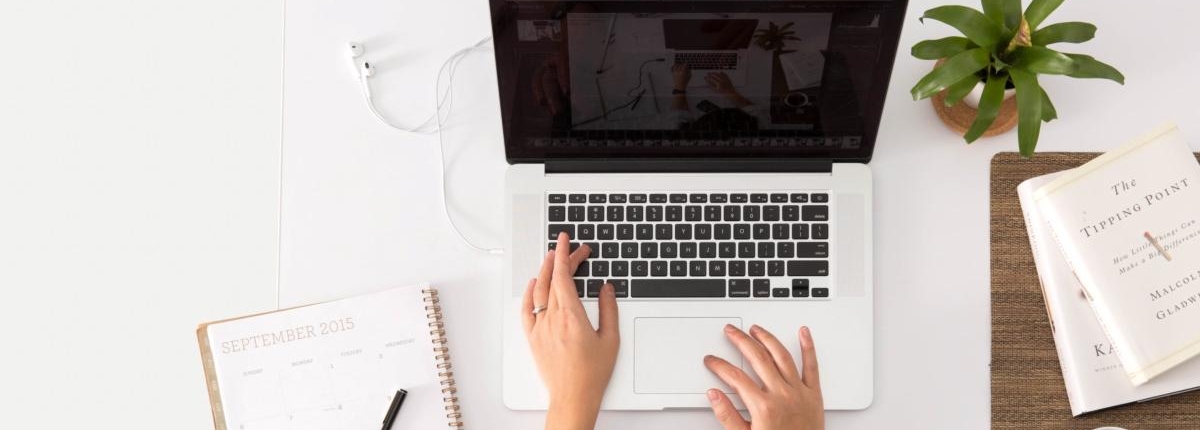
[381,389,407,430]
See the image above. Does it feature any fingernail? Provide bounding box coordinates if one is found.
[603,283,614,295]
[724,324,737,333]
[558,232,569,240]
[706,389,720,403]
[750,324,762,334]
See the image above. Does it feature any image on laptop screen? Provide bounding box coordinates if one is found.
[488,1,908,162]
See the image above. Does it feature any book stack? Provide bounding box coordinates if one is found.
[1018,124,1200,416]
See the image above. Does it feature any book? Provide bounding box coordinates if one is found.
[197,285,463,429]
[1034,123,1200,385]
[1020,172,1200,415]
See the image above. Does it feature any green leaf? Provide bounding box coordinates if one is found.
[944,74,982,107]
[921,6,1006,48]
[964,74,1009,142]
[1041,87,1057,122]
[1008,46,1077,75]
[911,48,991,100]
[911,37,975,60]
[1024,0,1064,29]
[1010,69,1043,157]
[1062,53,1125,84]
[982,0,1022,30]
[1033,22,1096,45]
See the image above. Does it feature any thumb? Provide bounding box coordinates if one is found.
[596,283,620,339]
[707,389,750,430]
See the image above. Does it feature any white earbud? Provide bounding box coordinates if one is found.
[348,41,368,78]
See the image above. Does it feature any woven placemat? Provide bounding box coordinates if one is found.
[991,152,1200,430]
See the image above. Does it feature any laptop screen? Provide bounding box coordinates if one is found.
[488,1,909,163]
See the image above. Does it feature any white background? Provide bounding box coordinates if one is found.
[3,0,1200,429]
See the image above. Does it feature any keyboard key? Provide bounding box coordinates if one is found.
[641,243,658,258]
[777,242,794,258]
[651,261,668,277]
[729,260,746,276]
[813,224,829,240]
[689,261,707,276]
[666,206,682,221]
[548,224,574,240]
[751,193,769,203]
[630,194,648,203]
[626,206,643,221]
[612,279,630,298]
[588,206,604,221]
[680,242,697,258]
[753,280,772,297]
[738,242,755,258]
[743,206,760,221]
[753,224,770,240]
[549,206,565,222]
[617,224,634,240]
[632,279,725,298]
[584,242,599,258]
[675,224,692,240]
[577,224,595,240]
[592,261,609,277]
[568,206,584,221]
[728,279,751,297]
[569,194,586,203]
[792,224,809,239]
[607,206,624,221]
[650,193,668,203]
[704,205,722,221]
[660,242,678,258]
[670,261,687,276]
[749,261,765,276]
[802,205,829,221]
[636,224,654,240]
[758,242,774,258]
[723,206,741,221]
[621,242,638,258]
[670,193,688,203]
[699,242,717,258]
[787,261,829,276]
[715,224,732,239]
[812,193,829,203]
[796,242,829,258]
[730,193,748,203]
[655,224,673,240]
[768,261,785,276]
[792,279,810,297]
[695,224,712,239]
[597,224,614,240]
[611,261,628,276]
[790,193,808,203]
[772,224,790,240]
[609,194,627,203]
[549,194,566,204]
[690,194,707,203]
[782,205,800,221]
[770,193,788,203]
[772,287,790,298]
[647,206,663,221]
[631,261,648,277]
[733,224,751,239]
[574,279,584,297]
[812,287,829,298]
[719,242,736,258]
[710,193,728,203]
[684,206,702,221]
[602,243,619,258]
[709,261,726,277]
[587,279,604,297]
[574,262,590,277]
[589,194,607,203]
[763,205,780,221]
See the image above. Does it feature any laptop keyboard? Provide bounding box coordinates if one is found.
[547,192,831,300]
[673,52,739,70]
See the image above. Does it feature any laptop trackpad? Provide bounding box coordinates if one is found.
[634,317,743,394]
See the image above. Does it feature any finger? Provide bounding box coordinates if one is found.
[724,324,787,389]
[596,283,619,338]
[704,354,761,397]
[749,325,800,384]
[707,389,750,430]
[533,250,554,311]
[553,243,590,310]
[800,326,821,390]
[548,232,573,308]
[520,278,536,333]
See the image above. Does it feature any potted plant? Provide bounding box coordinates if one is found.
[910,0,1124,157]
[754,22,801,53]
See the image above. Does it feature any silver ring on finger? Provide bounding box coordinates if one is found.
[532,305,548,316]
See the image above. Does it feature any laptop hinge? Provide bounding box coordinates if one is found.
[545,158,833,174]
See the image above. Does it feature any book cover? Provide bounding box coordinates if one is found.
[1034,124,1200,385]
[1021,173,1200,415]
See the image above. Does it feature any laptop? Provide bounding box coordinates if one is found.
[491,0,908,411]
[662,19,758,88]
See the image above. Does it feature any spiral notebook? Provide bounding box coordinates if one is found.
[197,284,463,430]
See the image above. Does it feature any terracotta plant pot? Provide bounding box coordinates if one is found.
[929,59,1018,138]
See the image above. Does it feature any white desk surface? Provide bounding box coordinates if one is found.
[279,0,1200,428]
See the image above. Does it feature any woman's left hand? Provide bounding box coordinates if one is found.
[523,232,621,430]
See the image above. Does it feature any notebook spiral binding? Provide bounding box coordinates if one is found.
[423,288,464,428]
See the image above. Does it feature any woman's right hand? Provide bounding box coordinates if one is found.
[672,63,692,91]
[703,325,825,430]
